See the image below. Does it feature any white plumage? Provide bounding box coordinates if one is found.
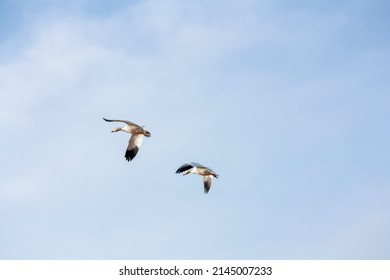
[103,118,151,161]
[176,162,219,193]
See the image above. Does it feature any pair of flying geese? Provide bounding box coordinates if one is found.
[103,118,219,193]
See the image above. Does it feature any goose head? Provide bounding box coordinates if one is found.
[111,127,122,133]
[142,127,151,137]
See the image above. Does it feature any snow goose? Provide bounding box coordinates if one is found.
[103,117,151,161]
[175,162,219,193]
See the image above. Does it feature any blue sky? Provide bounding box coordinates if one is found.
[0,0,389,259]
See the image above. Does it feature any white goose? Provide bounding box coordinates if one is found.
[103,117,151,161]
[175,162,219,193]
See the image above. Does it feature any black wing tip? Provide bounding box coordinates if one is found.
[176,164,193,174]
[125,154,134,161]
[103,117,110,122]
[125,147,139,161]
[175,168,186,174]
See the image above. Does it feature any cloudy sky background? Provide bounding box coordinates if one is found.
[1,0,389,259]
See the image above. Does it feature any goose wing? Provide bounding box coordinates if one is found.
[125,134,145,161]
[203,176,212,193]
[103,117,141,129]
[188,162,205,168]
[176,162,196,174]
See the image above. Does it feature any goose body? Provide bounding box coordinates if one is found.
[103,117,151,161]
[176,162,219,193]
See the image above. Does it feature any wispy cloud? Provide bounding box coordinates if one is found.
[1,0,389,259]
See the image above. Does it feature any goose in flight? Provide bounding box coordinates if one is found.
[103,117,151,161]
[175,162,219,193]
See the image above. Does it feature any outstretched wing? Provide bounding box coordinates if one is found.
[125,134,145,161]
[203,176,212,193]
[188,162,204,168]
[175,163,194,174]
[103,117,140,129]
